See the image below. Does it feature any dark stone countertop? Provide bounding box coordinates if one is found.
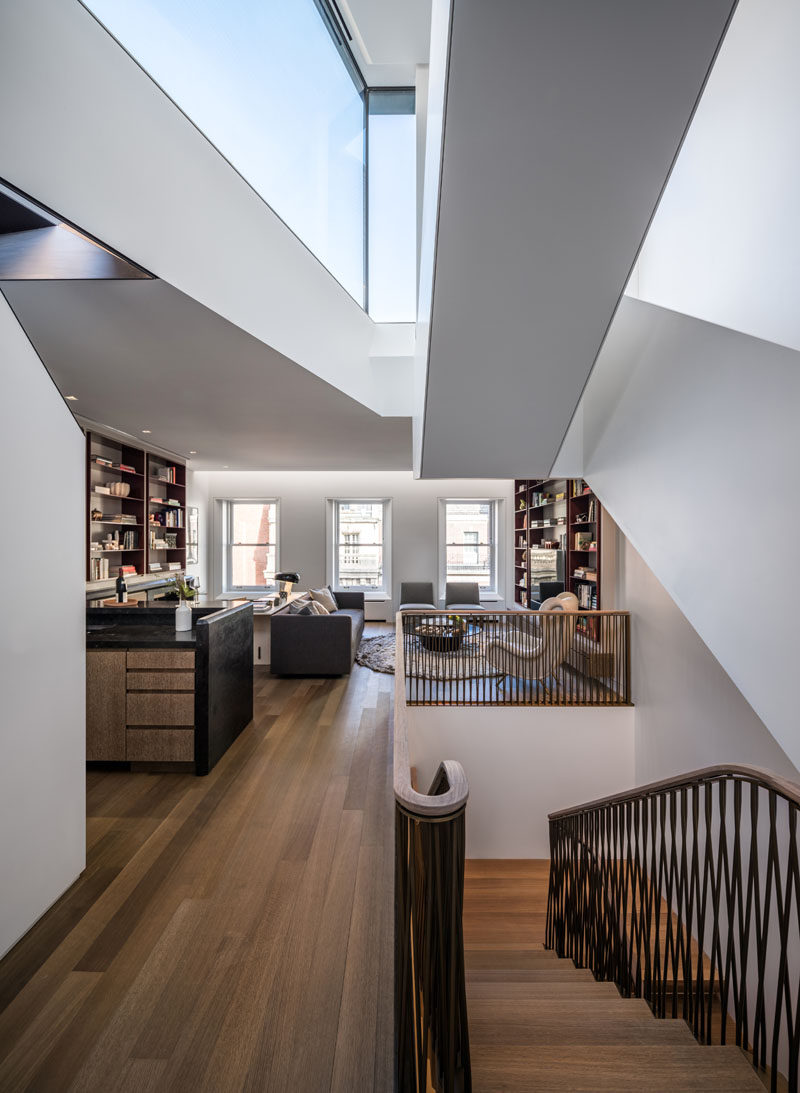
[86,600,252,649]
[86,624,199,649]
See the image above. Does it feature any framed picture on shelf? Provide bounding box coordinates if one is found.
[187,506,199,565]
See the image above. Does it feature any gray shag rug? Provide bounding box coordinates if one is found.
[355,633,502,680]
[355,634,396,674]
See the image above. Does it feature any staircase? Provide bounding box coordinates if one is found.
[464,861,763,1092]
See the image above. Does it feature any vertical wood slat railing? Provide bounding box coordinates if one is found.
[402,609,630,706]
[546,765,800,1091]
[395,617,471,1093]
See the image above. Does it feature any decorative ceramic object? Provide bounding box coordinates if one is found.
[175,601,192,632]
[109,481,131,497]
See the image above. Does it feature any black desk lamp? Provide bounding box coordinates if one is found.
[274,571,300,601]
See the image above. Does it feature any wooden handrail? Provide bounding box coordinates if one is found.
[548,762,800,819]
[394,611,469,816]
[394,612,471,1092]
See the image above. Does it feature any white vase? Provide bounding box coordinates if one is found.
[175,601,192,632]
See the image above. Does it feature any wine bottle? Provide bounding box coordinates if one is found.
[116,567,128,604]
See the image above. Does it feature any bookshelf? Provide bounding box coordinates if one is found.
[147,458,186,575]
[513,477,602,617]
[86,430,187,582]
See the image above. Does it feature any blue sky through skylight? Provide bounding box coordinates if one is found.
[83,0,366,304]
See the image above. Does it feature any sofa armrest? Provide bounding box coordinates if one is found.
[333,590,365,610]
[270,612,354,676]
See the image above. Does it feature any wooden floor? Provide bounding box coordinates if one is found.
[0,634,394,1092]
[464,861,763,1092]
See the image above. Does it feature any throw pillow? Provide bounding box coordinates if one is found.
[288,597,312,614]
[308,600,330,615]
[309,587,337,613]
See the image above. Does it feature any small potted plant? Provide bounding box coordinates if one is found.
[161,576,197,601]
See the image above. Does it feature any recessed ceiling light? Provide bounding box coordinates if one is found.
[189,450,197,455]
[224,465,229,469]
[141,429,152,434]
[65,394,78,401]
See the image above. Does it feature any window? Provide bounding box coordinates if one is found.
[331,500,390,592]
[226,500,278,592]
[82,0,367,304]
[367,89,416,321]
[440,500,498,593]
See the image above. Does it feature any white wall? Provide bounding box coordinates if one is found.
[0,0,399,415]
[191,470,514,611]
[0,294,86,958]
[630,0,800,354]
[560,296,800,772]
[617,532,800,786]
[185,467,208,589]
[407,705,635,857]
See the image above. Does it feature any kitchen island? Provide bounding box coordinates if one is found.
[86,600,253,775]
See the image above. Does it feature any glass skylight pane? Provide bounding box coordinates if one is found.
[368,91,417,322]
[82,0,366,304]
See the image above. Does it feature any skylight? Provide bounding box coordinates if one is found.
[82,0,366,304]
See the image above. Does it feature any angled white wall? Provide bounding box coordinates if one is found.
[630,0,800,353]
[561,296,800,771]
[0,0,399,415]
[0,293,85,958]
[416,0,737,478]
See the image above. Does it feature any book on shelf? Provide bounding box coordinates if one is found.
[93,457,113,468]
[115,462,136,473]
[167,562,182,571]
[120,564,137,575]
[574,531,593,550]
[149,562,162,571]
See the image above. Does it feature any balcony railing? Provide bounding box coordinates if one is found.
[546,765,800,1092]
[401,609,630,706]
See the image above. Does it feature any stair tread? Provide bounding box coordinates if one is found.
[466,949,560,968]
[467,981,632,1001]
[470,1045,763,1092]
[469,1015,700,1047]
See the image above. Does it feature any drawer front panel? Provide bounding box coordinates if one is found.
[127,691,194,726]
[127,671,195,692]
[126,728,194,762]
[127,650,195,670]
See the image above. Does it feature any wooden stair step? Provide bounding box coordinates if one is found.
[465,949,560,970]
[469,1011,698,1047]
[467,965,597,984]
[470,1044,763,1092]
[467,981,633,1002]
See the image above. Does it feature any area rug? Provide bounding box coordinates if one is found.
[355,633,502,680]
[355,634,396,674]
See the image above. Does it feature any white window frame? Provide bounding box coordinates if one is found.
[221,498,280,595]
[327,498,392,597]
[438,498,503,601]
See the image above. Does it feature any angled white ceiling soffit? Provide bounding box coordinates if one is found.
[340,0,432,84]
[416,0,737,479]
[1,279,411,471]
[0,0,412,420]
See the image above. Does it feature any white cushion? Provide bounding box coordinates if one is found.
[309,586,337,613]
[445,603,486,612]
[308,600,330,615]
[399,602,436,611]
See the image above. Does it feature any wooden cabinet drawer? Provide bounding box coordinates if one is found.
[126,728,194,762]
[127,671,194,692]
[127,650,195,670]
[86,650,127,761]
[127,691,194,726]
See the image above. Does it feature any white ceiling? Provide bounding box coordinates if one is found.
[1,279,411,471]
[342,0,431,84]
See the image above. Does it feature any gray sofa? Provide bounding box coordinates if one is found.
[270,590,365,676]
